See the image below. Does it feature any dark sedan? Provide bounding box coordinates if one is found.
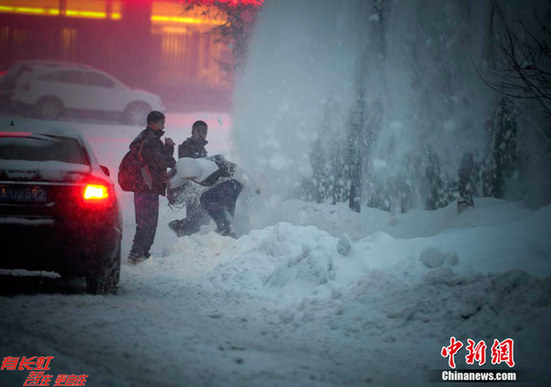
[0,123,121,294]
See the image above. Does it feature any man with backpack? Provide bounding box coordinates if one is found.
[168,120,211,237]
[169,155,260,238]
[125,111,176,264]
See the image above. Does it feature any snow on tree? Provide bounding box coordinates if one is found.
[483,96,520,199]
[233,0,551,212]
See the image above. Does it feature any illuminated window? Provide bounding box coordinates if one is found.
[61,28,78,59]
[158,28,189,87]
[151,1,232,89]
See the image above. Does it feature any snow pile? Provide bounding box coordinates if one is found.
[155,221,383,302]
[158,199,551,308]
[419,247,459,268]
[154,199,551,377]
[248,197,535,240]
[198,223,369,301]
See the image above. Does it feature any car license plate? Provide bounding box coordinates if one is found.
[0,185,47,202]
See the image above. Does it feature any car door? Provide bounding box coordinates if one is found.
[49,69,87,110]
[83,70,127,113]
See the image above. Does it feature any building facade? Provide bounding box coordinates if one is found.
[0,0,239,111]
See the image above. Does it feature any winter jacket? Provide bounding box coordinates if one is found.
[130,127,176,196]
[178,137,208,159]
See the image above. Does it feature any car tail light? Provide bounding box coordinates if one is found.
[73,181,114,223]
[83,184,109,201]
[78,179,114,211]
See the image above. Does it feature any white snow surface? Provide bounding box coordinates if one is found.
[0,115,550,386]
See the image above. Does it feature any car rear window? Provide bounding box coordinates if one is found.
[0,135,89,165]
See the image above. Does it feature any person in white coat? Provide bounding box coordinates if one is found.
[169,155,260,237]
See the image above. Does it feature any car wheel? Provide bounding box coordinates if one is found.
[35,97,63,121]
[86,244,121,295]
[123,102,150,126]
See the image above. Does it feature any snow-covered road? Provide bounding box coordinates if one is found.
[1,115,550,386]
[2,220,550,387]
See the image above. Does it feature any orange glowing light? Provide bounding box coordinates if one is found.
[0,5,120,19]
[65,10,121,19]
[151,15,224,25]
[0,6,59,16]
[0,4,217,23]
[83,184,109,200]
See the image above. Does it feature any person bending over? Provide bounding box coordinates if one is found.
[169,155,260,238]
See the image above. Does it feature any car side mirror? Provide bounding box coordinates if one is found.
[100,165,110,177]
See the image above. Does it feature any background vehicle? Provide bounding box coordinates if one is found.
[0,123,122,294]
[9,61,165,125]
[1,60,89,111]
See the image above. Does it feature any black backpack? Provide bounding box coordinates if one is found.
[118,142,150,192]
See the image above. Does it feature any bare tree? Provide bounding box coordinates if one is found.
[485,1,551,154]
